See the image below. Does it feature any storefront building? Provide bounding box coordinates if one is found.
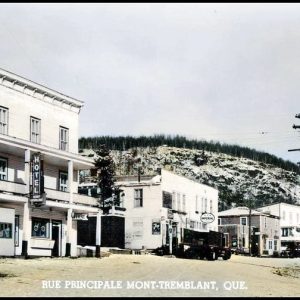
[116,169,219,250]
[0,68,99,257]
[218,206,280,256]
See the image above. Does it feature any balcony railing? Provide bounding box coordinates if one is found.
[0,183,98,207]
[44,188,98,206]
[44,188,70,202]
[73,193,98,206]
[0,180,26,195]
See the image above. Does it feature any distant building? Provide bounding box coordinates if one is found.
[116,169,218,250]
[218,206,280,256]
[257,202,300,250]
[0,68,98,257]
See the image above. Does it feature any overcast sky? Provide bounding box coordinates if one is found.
[1,3,300,163]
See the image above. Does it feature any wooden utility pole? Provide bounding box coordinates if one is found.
[289,114,300,152]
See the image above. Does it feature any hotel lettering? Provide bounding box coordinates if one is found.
[32,153,43,199]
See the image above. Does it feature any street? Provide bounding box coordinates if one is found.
[0,254,299,297]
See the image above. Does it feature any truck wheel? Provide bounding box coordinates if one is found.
[223,250,231,260]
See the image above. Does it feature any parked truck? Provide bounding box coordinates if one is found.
[174,229,232,261]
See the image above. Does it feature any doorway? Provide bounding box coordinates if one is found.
[51,220,62,257]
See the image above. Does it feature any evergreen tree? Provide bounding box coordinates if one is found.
[94,144,123,214]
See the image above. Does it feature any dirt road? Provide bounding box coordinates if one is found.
[0,254,299,297]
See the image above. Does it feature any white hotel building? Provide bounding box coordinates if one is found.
[0,68,99,257]
[116,169,219,250]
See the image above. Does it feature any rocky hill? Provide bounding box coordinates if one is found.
[80,146,300,210]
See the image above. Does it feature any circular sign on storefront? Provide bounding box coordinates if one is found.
[200,212,215,224]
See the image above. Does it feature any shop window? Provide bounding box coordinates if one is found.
[59,171,68,192]
[30,117,41,144]
[59,126,69,151]
[134,189,143,208]
[0,222,12,238]
[0,157,7,180]
[0,106,8,135]
[31,218,50,238]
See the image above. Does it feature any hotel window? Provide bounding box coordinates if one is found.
[0,106,8,135]
[0,158,7,180]
[210,199,213,213]
[195,195,198,212]
[134,189,143,207]
[30,117,41,144]
[59,172,68,192]
[59,126,69,151]
[204,197,207,212]
[218,218,221,225]
[282,210,286,221]
[31,218,49,238]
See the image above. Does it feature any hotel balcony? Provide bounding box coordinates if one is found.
[0,181,98,209]
[0,180,26,195]
[44,188,98,207]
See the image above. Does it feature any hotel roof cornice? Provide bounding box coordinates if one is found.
[0,68,83,112]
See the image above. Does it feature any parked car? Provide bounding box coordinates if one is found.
[280,245,300,258]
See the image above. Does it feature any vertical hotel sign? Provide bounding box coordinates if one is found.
[31,152,45,202]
